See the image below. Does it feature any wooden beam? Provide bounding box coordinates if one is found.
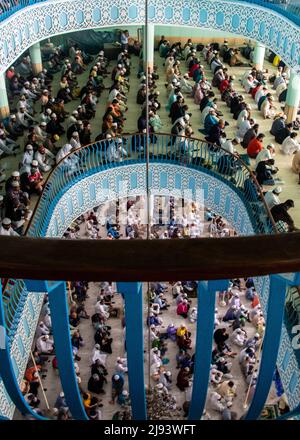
[0,234,299,281]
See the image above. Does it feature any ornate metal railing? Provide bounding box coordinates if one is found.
[0,0,48,22]
[1,0,299,28]
[226,0,300,27]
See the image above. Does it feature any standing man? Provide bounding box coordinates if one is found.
[121,30,129,52]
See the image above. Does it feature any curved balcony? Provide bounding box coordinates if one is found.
[27,134,276,238]
[1,0,300,28]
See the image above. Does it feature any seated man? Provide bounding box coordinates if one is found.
[36,335,54,354]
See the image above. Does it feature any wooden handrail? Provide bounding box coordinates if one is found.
[0,233,299,281]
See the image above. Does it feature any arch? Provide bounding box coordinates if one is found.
[0,0,299,74]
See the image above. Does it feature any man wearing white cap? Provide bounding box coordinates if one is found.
[35,144,55,172]
[264,187,282,209]
[36,321,50,338]
[40,107,52,124]
[106,136,127,163]
[110,373,125,404]
[27,161,45,195]
[179,74,193,94]
[70,131,81,150]
[236,117,254,139]
[0,218,19,236]
[20,144,34,174]
[36,334,54,354]
[6,114,24,139]
[16,106,35,129]
[273,72,287,90]
[20,81,38,101]
[34,122,47,143]
[115,357,128,374]
[255,143,275,167]
[17,94,34,115]
[5,171,20,193]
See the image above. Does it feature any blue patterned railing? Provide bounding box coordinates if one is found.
[2,280,28,342]
[225,0,300,27]
[27,134,276,239]
[285,286,300,367]
[0,0,47,23]
[0,0,299,28]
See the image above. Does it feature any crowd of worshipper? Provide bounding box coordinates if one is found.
[1,34,299,235]
[147,277,288,420]
[20,280,132,420]
[156,37,299,232]
[0,30,149,235]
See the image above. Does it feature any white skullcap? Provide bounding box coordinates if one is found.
[2,218,11,225]
[114,375,120,380]
[32,160,38,167]
[51,113,57,118]
[106,134,112,139]
[273,186,282,194]
[72,131,79,136]
[11,171,20,177]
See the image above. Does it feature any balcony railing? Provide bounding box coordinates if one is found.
[27,133,277,238]
[235,0,300,27]
[0,0,299,29]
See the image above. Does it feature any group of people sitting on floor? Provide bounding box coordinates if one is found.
[156,37,298,232]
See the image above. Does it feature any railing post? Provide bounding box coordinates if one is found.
[188,279,229,420]
[117,282,147,420]
[244,274,286,419]
[47,281,88,420]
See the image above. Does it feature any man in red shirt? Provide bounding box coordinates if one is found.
[247,133,265,159]
[28,162,45,195]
